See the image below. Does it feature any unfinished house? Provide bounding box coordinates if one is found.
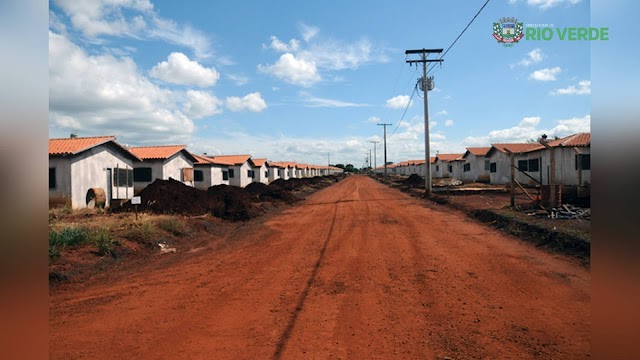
[485,143,545,185]
[530,133,591,186]
[192,154,230,190]
[433,154,465,179]
[267,162,284,182]
[211,155,254,188]
[461,147,491,183]
[49,135,140,209]
[251,158,269,184]
[129,145,197,193]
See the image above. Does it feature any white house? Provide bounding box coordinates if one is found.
[211,155,254,188]
[251,158,269,184]
[192,153,230,190]
[433,153,465,179]
[485,143,545,185]
[49,135,140,209]
[267,161,284,182]
[129,145,197,193]
[461,147,491,183]
[530,133,591,186]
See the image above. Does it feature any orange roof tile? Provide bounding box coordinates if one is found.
[436,153,465,162]
[251,158,268,167]
[192,153,220,165]
[429,156,436,164]
[49,136,141,161]
[129,145,193,161]
[49,136,116,155]
[465,147,491,157]
[490,143,545,154]
[211,154,251,165]
[547,132,590,147]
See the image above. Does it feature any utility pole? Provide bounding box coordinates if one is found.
[369,140,379,174]
[328,152,330,167]
[406,48,443,195]
[377,123,392,180]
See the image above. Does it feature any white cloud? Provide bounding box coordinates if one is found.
[184,90,223,119]
[227,73,249,86]
[512,48,544,68]
[367,116,381,124]
[445,119,454,127]
[529,67,561,81]
[225,92,267,112]
[300,92,369,108]
[52,0,213,59]
[258,53,321,87]
[149,52,219,87]
[385,95,412,109]
[49,31,194,144]
[527,0,582,10]
[436,110,448,116]
[550,80,590,95]
[462,115,589,146]
[299,23,319,42]
[260,25,390,87]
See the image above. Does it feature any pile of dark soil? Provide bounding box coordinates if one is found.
[244,182,298,203]
[403,174,423,187]
[114,179,259,221]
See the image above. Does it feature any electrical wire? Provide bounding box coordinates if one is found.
[388,81,419,139]
[428,0,491,72]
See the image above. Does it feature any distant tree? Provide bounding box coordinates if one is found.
[344,164,357,173]
[386,161,394,165]
[334,164,345,169]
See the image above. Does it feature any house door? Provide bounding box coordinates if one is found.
[106,168,112,207]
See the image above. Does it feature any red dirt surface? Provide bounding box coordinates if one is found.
[50,175,590,359]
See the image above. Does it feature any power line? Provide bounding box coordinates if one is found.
[428,0,491,72]
[388,81,419,139]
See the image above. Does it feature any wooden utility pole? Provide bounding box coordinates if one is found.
[377,123,392,180]
[405,48,443,196]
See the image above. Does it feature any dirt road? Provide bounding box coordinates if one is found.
[50,175,590,359]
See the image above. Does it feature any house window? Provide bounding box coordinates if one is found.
[484,160,490,171]
[113,168,134,187]
[222,171,229,181]
[463,163,471,172]
[265,171,268,178]
[182,167,194,182]
[49,167,56,189]
[448,165,453,173]
[575,154,591,170]
[518,160,528,172]
[528,158,539,172]
[194,170,204,182]
[436,165,439,172]
[247,170,255,178]
[228,169,235,178]
[279,169,284,177]
[134,167,152,182]
[490,162,497,173]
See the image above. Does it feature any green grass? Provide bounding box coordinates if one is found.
[157,218,189,236]
[91,228,115,256]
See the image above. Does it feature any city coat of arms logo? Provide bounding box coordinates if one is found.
[493,17,524,47]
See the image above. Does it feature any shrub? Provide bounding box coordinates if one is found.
[124,220,157,245]
[92,228,115,256]
[157,218,189,236]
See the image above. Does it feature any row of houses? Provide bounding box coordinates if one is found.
[49,135,343,209]
[375,132,591,187]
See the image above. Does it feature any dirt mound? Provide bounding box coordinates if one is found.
[114,179,259,221]
[403,174,423,187]
[245,182,297,203]
[206,185,260,221]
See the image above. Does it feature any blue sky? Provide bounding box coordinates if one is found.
[49,0,592,167]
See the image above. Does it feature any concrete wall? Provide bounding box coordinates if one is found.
[253,164,269,184]
[49,157,72,206]
[133,160,164,193]
[228,162,252,187]
[462,154,490,183]
[268,167,282,182]
[531,147,591,186]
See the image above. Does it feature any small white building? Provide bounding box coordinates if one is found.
[192,154,230,190]
[211,155,254,188]
[267,162,284,182]
[486,143,545,185]
[251,158,270,184]
[129,145,197,193]
[433,153,465,179]
[461,147,491,183]
[49,135,140,209]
